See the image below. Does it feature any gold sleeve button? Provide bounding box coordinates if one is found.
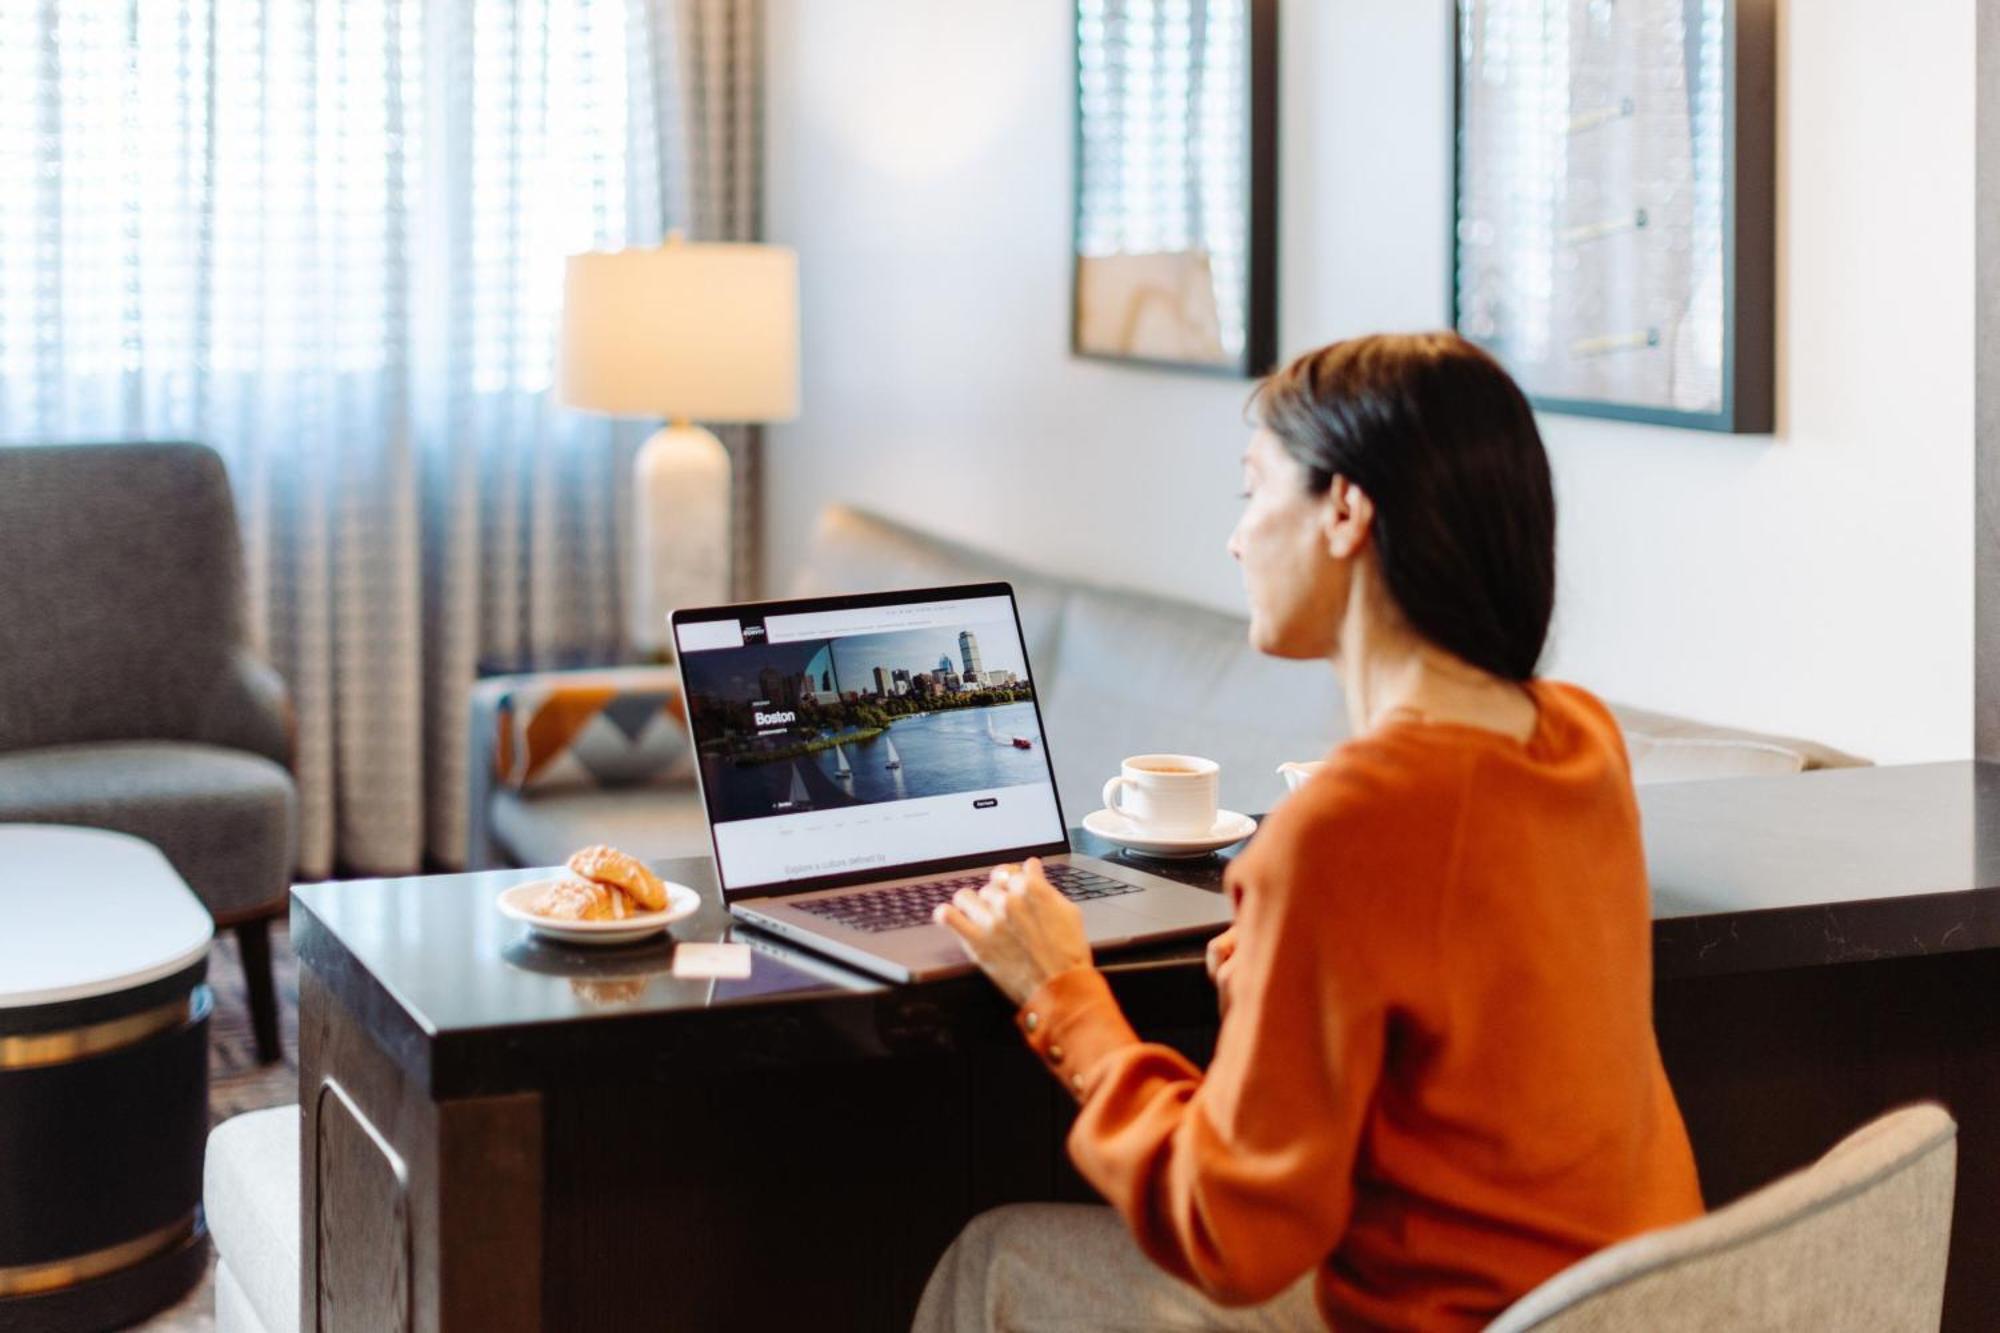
[1048,1044,1065,1064]
[1024,1011,1040,1033]
[1070,1073,1085,1094]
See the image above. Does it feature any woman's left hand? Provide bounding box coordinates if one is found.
[934,856,1092,1007]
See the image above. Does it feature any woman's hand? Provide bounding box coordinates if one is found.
[934,857,1091,1007]
[1206,925,1240,1019]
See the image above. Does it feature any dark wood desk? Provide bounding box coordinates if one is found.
[293,761,2000,1331]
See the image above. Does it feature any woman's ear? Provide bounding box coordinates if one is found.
[1322,477,1375,560]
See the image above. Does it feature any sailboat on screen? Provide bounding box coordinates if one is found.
[832,742,853,779]
[773,761,811,812]
[883,737,902,770]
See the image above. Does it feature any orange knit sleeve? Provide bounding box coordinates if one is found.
[1015,767,1444,1307]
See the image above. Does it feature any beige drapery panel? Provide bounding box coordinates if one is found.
[675,0,768,600]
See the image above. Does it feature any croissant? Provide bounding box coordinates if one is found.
[528,876,631,921]
[567,844,667,912]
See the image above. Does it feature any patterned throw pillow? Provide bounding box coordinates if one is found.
[494,680,691,793]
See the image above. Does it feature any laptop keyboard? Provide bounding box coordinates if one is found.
[793,863,1142,934]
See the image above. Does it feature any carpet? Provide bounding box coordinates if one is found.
[140,921,302,1332]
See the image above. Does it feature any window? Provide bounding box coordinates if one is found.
[0,0,684,439]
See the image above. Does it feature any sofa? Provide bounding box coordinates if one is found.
[464,504,1865,870]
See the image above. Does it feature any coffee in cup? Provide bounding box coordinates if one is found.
[1102,754,1220,837]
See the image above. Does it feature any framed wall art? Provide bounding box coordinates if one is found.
[1453,0,1776,431]
[1072,0,1278,377]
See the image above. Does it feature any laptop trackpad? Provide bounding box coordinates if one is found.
[1081,894,1219,943]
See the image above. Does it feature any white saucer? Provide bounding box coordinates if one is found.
[1082,808,1257,859]
[497,877,702,946]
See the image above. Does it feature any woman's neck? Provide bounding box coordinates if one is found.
[1334,579,1538,744]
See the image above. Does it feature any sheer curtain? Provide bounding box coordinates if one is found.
[0,0,764,876]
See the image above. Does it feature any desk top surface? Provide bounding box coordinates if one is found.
[294,760,2000,1095]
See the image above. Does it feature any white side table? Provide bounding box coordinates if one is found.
[0,825,215,1329]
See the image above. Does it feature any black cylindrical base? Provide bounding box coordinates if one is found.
[0,1219,208,1333]
[0,984,211,1331]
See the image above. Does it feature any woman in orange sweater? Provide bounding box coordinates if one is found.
[914,333,1704,1332]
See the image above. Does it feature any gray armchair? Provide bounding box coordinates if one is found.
[0,442,297,1062]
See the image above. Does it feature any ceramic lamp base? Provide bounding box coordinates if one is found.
[630,422,730,653]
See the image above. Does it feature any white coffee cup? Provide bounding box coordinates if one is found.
[1101,754,1220,837]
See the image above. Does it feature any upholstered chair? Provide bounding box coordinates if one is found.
[0,442,297,1062]
[1489,1102,1958,1331]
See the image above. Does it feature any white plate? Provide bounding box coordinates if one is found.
[496,877,702,946]
[1082,808,1257,859]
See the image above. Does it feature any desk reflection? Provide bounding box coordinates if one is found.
[498,924,877,1012]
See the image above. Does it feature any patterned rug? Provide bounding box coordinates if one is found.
[204,922,302,1128]
[140,921,303,1331]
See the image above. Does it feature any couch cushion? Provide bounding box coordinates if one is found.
[1610,702,1867,778]
[788,505,1070,674]
[1039,586,1350,820]
[205,1106,301,1333]
[0,741,295,918]
[1619,733,1807,783]
[490,784,714,868]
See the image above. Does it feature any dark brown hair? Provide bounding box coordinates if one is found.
[1252,332,1556,682]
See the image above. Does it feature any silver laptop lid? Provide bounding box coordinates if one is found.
[671,582,1071,901]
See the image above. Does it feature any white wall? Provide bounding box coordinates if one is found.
[763,0,1973,764]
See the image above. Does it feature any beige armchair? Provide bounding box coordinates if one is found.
[1490,1103,1957,1332]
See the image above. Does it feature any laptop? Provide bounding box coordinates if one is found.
[670,582,1235,983]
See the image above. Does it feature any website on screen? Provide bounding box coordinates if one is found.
[677,595,1064,890]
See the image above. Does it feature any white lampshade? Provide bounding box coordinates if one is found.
[558,241,799,422]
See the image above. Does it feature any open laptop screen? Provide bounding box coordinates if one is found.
[672,585,1068,895]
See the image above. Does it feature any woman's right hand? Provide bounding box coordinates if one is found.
[1206,926,1240,1018]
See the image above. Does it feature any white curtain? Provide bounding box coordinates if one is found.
[0,0,764,876]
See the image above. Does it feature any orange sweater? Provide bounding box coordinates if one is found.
[1017,680,1703,1330]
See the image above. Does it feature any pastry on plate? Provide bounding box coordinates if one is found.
[527,875,630,922]
[567,844,668,912]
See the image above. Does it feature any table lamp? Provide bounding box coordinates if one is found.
[559,236,799,654]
